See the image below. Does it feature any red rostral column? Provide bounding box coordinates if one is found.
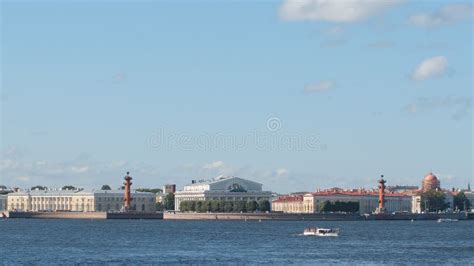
[378,175,386,211]
[124,171,133,211]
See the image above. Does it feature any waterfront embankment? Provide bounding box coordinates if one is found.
[164,212,469,221]
[3,211,469,221]
[4,211,163,220]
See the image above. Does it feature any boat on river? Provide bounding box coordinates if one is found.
[303,227,339,236]
[437,218,458,223]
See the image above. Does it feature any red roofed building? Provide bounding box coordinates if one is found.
[272,189,412,214]
[272,195,304,213]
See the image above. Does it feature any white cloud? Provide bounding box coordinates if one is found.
[0,159,20,171]
[71,165,90,174]
[404,96,472,120]
[275,168,290,177]
[279,0,402,23]
[15,176,30,182]
[412,56,448,81]
[304,80,335,93]
[409,4,473,28]
[202,161,226,170]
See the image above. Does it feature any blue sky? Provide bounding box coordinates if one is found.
[1,1,472,193]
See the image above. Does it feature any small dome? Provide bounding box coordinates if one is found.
[424,172,438,181]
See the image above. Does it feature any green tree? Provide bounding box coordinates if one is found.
[258,200,271,212]
[453,192,471,211]
[420,190,448,212]
[199,201,211,213]
[180,201,189,211]
[188,201,196,212]
[195,201,203,212]
[321,201,359,213]
[62,185,76,191]
[31,185,47,191]
[156,202,164,211]
[210,201,220,212]
[163,193,175,210]
[320,200,332,212]
[246,201,258,212]
[233,201,247,212]
[101,184,112,190]
[136,188,163,194]
[223,201,234,212]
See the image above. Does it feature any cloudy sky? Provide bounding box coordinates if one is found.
[1,1,472,193]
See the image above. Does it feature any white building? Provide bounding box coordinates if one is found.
[174,176,272,211]
[7,189,156,212]
[411,191,455,213]
[464,191,474,208]
[0,195,7,212]
[273,191,412,214]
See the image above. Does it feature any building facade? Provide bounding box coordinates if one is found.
[0,195,7,212]
[174,176,272,211]
[273,191,412,214]
[7,189,156,212]
[411,191,455,213]
[272,195,304,213]
[162,184,176,194]
[464,191,474,207]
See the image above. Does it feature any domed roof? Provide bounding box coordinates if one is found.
[424,172,438,181]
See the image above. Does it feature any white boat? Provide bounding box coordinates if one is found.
[437,218,459,223]
[303,227,339,237]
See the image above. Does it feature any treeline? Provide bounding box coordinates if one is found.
[320,200,359,213]
[179,200,270,213]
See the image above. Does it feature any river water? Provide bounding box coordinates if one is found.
[1,219,473,264]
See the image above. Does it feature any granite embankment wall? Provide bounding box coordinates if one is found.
[164,212,362,221]
[3,211,469,221]
[5,211,163,220]
[107,212,163,219]
[164,212,469,221]
[6,211,107,219]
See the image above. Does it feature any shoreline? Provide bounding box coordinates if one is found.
[2,211,471,221]
[163,212,469,221]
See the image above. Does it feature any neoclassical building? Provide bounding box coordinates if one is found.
[0,195,7,212]
[273,190,412,214]
[174,176,272,211]
[272,195,305,213]
[7,189,156,212]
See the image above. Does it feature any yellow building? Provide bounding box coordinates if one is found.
[272,195,305,213]
[272,190,412,214]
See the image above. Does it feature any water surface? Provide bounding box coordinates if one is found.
[1,219,473,264]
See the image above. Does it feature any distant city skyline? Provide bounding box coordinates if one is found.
[1,1,472,193]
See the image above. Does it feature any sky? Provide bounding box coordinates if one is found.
[1,0,472,193]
